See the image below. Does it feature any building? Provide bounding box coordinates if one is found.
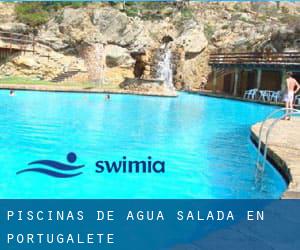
[207,52,300,97]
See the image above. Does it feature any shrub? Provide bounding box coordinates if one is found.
[15,2,88,27]
[281,6,289,14]
[204,23,215,40]
[124,8,140,18]
[15,3,50,27]
[180,8,193,19]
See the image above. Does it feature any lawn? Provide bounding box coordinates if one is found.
[0,77,121,90]
[0,76,55,85]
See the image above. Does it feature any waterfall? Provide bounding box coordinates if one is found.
[157,46,175,91]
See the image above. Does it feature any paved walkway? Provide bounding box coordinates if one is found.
[251,118,300,198]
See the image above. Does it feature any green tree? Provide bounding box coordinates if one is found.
[15,3,50,27]
[15,2,88,27]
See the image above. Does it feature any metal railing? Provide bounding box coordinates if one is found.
[0,30,35,52]
[255,108,300,184]
[0,30,54,60]
[209,52,300,65]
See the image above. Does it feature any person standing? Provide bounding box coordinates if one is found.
[200,76,207,90]
[284,72,300,120]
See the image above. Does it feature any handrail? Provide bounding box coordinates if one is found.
[210,52,300,56]
[0,36,33,44]
[210,55,300,58]
[0,30,35,52]
[209,52,300,65]
[261,110,300,170]
[0,30,32,38]
[210,58,300,61]
[256,108,300,171]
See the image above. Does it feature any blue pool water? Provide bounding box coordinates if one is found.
[0,90,286,198]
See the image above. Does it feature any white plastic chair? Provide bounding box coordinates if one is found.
[249,88,258,99]
[259,90,269,101]
[243,90,251,99]
[243,88,258,99]
[295,95,300,105]
[270,91,281,103]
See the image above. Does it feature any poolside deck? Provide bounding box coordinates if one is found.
[186,90,286,107]
[251,118,300,199]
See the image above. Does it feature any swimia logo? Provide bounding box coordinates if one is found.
[16,153,85,178]
[16,153,165,178]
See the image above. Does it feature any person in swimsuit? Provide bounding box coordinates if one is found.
[200,76,207,90]
[284,72,300,120]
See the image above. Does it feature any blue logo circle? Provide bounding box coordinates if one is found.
[67,152,77,163]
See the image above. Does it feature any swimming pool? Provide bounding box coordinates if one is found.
[0,90,286,198]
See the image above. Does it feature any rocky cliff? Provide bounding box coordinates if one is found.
[0,2,299,90]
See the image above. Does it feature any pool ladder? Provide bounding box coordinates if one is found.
[255,108,300,184]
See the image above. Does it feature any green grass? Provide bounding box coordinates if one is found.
[0,77,54,85]
[0,76,120,90]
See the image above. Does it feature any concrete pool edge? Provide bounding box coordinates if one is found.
[0,84,178,98]
[185,90,285,107]
[251,120,300,199]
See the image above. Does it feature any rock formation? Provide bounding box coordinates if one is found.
[0,2,299,90]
